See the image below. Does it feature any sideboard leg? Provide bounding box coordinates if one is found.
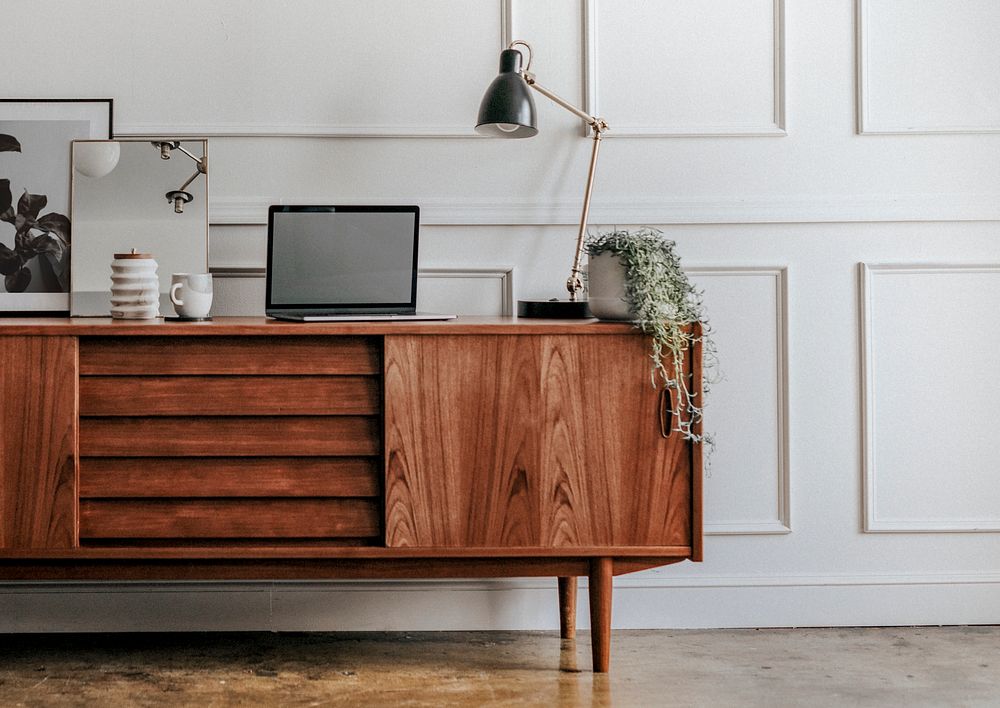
[588,557,613,673]
[558,576,577,639]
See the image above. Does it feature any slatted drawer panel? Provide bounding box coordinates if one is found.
[79,336,380,375]
[80,376,380,416]
[79,499,380,539]
[77,336,383,548]
[80,417,380,457]
[79,458,380,498]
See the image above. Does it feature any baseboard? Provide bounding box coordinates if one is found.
[2,574,998,632]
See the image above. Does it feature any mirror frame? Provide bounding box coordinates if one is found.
[69,138,209,317]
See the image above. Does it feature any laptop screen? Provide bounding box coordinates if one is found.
[267,205,419,312]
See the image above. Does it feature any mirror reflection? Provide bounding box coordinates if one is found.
[70,138,208,316]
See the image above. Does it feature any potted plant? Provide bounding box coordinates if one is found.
[585,228,713,443]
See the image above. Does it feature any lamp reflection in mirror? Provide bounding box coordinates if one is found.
[73,141,121,179]
[476,40,609,318]
[152,141,208,214]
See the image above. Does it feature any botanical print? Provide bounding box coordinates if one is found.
[0,101,110,313]
[0,120,85,295]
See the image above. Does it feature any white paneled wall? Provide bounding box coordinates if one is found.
[587,0,785,136]
[691,267,789,535]
[861,264,1000,532]
[857,0,1000,133]
[2,0,1000,630]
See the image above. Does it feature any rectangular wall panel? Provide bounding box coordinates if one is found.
[210,267,513,317]
[857,0,1000,133]
[417,268,514,316]
[689,268,790,534]
[861,264,1000,531]
[587,0,785,136]
[6,0,511,137]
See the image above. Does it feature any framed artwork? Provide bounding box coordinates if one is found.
[0,99,113,315]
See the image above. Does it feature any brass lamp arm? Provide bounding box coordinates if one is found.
[504,39,609,302]
[177,169,202,194]
[523,74,608,300]
[172,144,201,163]
[523,74,608,134]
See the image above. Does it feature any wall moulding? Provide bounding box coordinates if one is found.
[208,266,514,318]
[856,0,1000,134]
[418,267,515,317]
[8,571,1000,631]
[689,266,790,535]
[209,194,1000,227]
[115,1,512,139]
[584,0,786,137]
[860,262,1000,532]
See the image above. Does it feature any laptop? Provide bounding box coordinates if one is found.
[266,205,455,321]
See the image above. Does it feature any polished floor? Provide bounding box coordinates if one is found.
[1,627,998,706]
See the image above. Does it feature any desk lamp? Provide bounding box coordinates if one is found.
[476,40,609,318]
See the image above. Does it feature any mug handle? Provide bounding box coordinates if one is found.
[170,282,184,307]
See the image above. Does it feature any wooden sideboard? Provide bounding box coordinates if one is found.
[0,317,702,672]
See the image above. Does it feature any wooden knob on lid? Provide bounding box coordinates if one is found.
[113,248,154,259]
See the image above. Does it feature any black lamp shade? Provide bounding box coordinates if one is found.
[475,49,538,138]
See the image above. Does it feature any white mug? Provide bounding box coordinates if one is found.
[170,273,213,318]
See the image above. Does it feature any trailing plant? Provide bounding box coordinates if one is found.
[585,228,715,444]
[0,134,71,293]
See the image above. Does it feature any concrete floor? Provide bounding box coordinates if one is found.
[0,627,998,707]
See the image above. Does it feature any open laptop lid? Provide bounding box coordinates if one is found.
[266,205,420,316]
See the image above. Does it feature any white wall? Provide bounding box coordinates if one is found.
[3,0,1000,631]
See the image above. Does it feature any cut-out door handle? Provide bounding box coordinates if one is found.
[658,387,673,439]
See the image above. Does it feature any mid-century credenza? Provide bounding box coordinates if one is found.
[0,317,702,672]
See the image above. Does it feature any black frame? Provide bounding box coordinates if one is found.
[0,98,113,316]
[266,204,421,315]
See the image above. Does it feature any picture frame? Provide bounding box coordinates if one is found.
[0,99,113,315]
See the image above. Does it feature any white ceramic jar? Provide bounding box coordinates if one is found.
[110,250,160,319]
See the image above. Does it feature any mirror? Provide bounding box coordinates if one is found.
[70,139,208,316]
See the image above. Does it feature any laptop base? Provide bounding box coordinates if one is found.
[270,312,456,322]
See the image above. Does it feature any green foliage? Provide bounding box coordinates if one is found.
[585,227,714,443]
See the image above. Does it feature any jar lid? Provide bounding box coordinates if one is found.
[114,248,154,259]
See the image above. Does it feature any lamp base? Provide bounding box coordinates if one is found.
[517,299,592,319]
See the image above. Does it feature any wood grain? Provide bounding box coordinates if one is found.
[588,557,613,673]
[558,576,578,639]
[690,322,705,562]
[577,335,693,548]
[0,557,602,581]
[79,336,380,375]
[79,538,378,549]
[79,499,379,539]
[80,416,379,457]
[538,336,611,547]
[0,336,77,549]
[385,335,541,547]
[79,457,379,498]
[0,545,692,560]
[80,376,379,416]
[384,334,697,549]
[0,317,640,337]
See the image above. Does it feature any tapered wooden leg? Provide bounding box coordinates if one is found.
[588,557,613,673]
[558,576,577,639]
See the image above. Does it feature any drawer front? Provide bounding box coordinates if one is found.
[79,417,379,457]
[79,458,379,498]
[80,499,380,539]
[79,336,379,375]
[77,336,383,548]
[80,376,379,416]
